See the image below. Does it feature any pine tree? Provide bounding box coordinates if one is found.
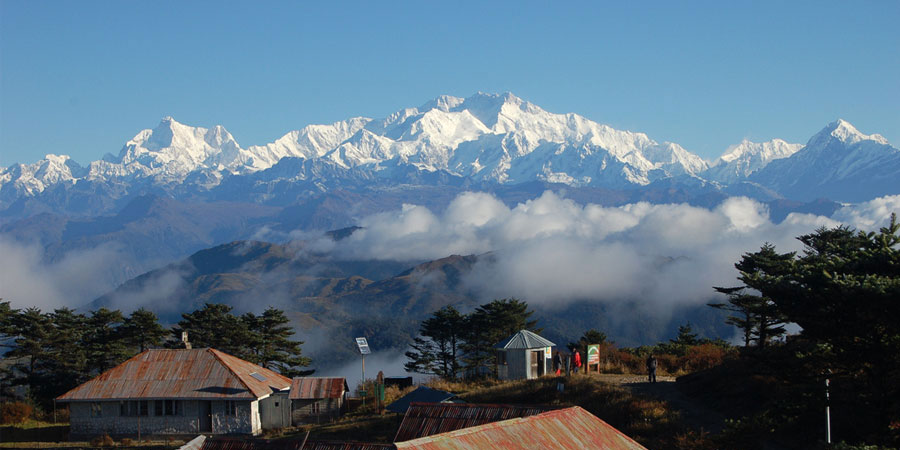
[7,307,51,383]
[84,308,127,374]
[461,298,539,377]
[404,306,464,379]
[121,308,166,352]
[173,303,251,357]
[710,244,790,348]
[35,308,89,404]
[242,307,311,376]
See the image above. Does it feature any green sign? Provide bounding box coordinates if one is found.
[587,344,600,365]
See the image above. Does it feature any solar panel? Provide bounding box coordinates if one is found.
[249,372,267,382]
[356,337,371,355]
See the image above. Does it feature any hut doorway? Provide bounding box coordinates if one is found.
[530,350,544,378]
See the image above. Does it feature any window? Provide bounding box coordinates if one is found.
[91,402,102,418]
[165,400,180,416]
[155,400,163,416]
[225,400,237,416]
[497,351,507,365]
[119,400,149,417]
[311,402,319,414]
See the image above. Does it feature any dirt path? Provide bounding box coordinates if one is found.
[595,374,727,434]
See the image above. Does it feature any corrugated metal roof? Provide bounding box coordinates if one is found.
[301,441,395,450]
[393,402,557,442]
[385,387,462,414]
[493,329,556,350]
[394,406,648,450]
[200,437,304,450]
[289,377,349,400]
[57,348,291,401]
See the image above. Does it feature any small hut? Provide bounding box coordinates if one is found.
[288,377,349,424]
[494,330,556,380]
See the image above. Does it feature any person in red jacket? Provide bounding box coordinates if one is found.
[573,350,582,372]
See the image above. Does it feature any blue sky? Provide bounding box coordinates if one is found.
[1,1,898,166]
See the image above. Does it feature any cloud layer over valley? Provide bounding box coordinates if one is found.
[324,191,900,308]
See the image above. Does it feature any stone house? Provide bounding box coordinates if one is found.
[56,348,292,438]
[287,377,348,424]
[494,330,555,380]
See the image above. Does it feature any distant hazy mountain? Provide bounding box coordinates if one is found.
[88,239,732,370]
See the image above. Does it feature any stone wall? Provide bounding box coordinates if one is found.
[69,399,258,437]
[69,400,201,437]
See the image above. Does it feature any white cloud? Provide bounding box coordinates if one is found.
[324,191,900,308]
[0,238,125,311]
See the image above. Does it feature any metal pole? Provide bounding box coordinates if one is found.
[825,378,831,444]
[361,354,366,407]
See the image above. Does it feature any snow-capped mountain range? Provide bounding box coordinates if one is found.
[1,92,898,211]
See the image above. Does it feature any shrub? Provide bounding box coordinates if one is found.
[120,438,133,446]
[616,350,645,374]
[654,354,679,375]
[680,343,730,372]
[1,401,33,424]
[90,432,115,447]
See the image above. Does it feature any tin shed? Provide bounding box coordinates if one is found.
[288,377,349,424]
[494,330,555,380]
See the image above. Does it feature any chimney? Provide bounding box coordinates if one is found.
[181,331,192,349]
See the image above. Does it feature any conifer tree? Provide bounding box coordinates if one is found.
[173,303,251,357]
[84,308,127,374]
[461,298,539,376]
[121,307,166,352]
[710,244,791,348]
[404,305,464,379]
[242,307,311,376]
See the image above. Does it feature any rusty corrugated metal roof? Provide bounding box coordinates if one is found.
[385,387,461,414]
[289,377,349,400]
[57,348,291,402]
[393,402,556,442]
[199,437,304,450]
[394,406,648,450]
[301,441,395,450]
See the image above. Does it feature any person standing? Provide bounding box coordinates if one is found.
[573,350,582,373]
[553,351,562,376]
[646,354,658,383]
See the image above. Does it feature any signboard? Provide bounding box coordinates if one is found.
[544,347,552,359]
[356,337,371,355]
[587,344,600,365]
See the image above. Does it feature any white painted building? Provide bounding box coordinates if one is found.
[57,348,291,438]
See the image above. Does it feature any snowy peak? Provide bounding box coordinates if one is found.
[717,139,801,163]
[116,117,243,177]
[749,120,899,202]
[807,119,889,148]
[704,139,803,184]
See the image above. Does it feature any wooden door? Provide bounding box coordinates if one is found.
[530,350,542,378]
[199,401,212,432]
